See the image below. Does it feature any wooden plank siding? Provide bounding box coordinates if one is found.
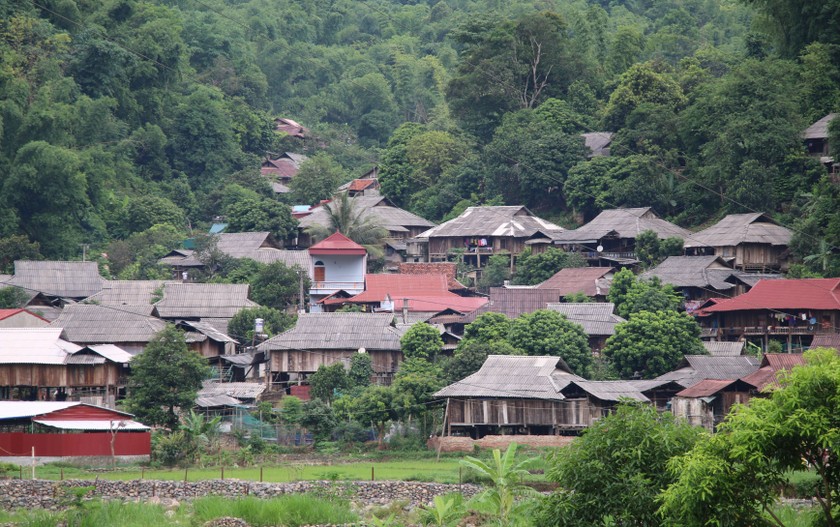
[271,349,402,375]
[0,364,126,392]
[446,397,610,431]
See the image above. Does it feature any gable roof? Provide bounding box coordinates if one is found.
[562,380,649,402]
[683,213,793,248]
[702,341,746,356]
[52,303,167,344]
[641,256,737,291]
[0,327,80,364]
[0,402,136,422]
[416,206,564,239]
[675,378,752,398]
[177,320,238,344]
[702,278,840,313]
[803,113,836,139]
[811,333,840,350]
[258,313,402,351]
[397,262,468,290]
[83,280,169,309]
[337,274,487,313]
[155,283,258,319]
[299,195,434,234]
[536,267,613,296]
[0,309,49,323]
[261,152,308,178]
[582,132,612,157]
[7,261,105,298]
[654,355,761,388]
[545,302,625,336]
[308,232,367,255]
[551,208,691,244]
[461,287,564,323]
[741,353,806,391]
[435,355,581,400]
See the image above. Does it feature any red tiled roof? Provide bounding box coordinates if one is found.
[397,262,467,290]
[0,309,48,322]
[260,157,300,179]
[741,353,806,391]
[308,233,366,255]
[703,278,840,313]
[348,179,378,191]
[536,267,612,296]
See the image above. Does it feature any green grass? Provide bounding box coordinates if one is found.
[191,495,357,527]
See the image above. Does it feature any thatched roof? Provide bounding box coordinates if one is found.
[683,213,792,248]
[258,313,402,352]
[155,283,258,319]
[7,261,105,299]
[415,206,563,239]
[299,195,434,234]
[435,355,581,400]
[552,207,691,244]
[641,256,737,291]
[803,113,836,139]
[545,302,625,336]
[51,304,166,344]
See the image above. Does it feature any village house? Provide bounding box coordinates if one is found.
[406,206,565,272]
[257,312,403,391]
[154,282,259,336]
[260,152,308,194]
[320,273,487,316]
[158,232,309,279]
[534,267,613,299]
[175,320,238,365]
[545,302,625,352]
[274,118,309,139]
[2,260,106,321]
[803,113,836,164]
[298,194,435,265]
[654,355,761,390]
[0,402,150,462]
[683,213,793,272]
[459,287,567,326]
[0,328,133,407]
[307,232,367,312]
[549,207,691,267]
[82,280,170,315]
[581,132,613,158]
[696,278,840,351]
[640,255,768,302]
[337,167,380,197]
[0,309,50,328]
[702,341,746,356]
[51,303,167,355]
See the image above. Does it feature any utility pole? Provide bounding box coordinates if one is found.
[79,244,89,262]
[298,269,306,314]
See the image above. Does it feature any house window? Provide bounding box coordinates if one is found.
[499,238,507,250]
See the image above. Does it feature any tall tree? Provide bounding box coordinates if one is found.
[304,192,388,256]
[508,309,592,377]
[125,325,209,430]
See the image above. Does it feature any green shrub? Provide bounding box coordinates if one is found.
[191,495,357,527]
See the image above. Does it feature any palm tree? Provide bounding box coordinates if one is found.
[305,191,388,257]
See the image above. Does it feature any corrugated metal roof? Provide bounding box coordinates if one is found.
[675,379,738,397]
[741,353,807,391]
[0,328,80,364]
[33,419,149,431]
[258,313,402,351]
[51,304,167,344]
[461,288,564,323]
[641,256,738,290]
[308,232,366,255]
[545,303,625,336]
[655,355,761,388]
[702,341,745,356]
[86,344,134,363]
[199,381,266,400]
[435,355,580,400]
[683,213,792,248]
[703,278,840,312]
[177,320,237,344]
[155,283,258,319]
[0,402,81,419]
[415,206,563,239]
[536,267,613,296]
[811,334,840,350]
[565,380,649,402]
[340,274,487,313]
[83,280,170,307]
[7,260,105,298]
[552,208,690,244]
[195,395,242,408]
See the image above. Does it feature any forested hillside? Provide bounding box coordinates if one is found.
[2,0,839,275]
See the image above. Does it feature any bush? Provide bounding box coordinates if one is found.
[151,431,194,467]
[191,495,358,527]
[334,421,373,444]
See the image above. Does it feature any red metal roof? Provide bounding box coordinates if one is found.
[348,179,378,191]
[338,274,488,313]
[536,267,612,296]
[741,353,806,391]
[308,232,367,255]
[675,379,741,397]
[703,278,840,313]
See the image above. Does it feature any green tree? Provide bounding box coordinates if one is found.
[227,306,295,342]
[444,340,522,384]
[224,198,298,242]
[290,153,346,206]
[603,310,705,379]
[463,312,513,344]
[343,385,395,447]
[507,310,592,377]
[378,122,426,207]
[300,399,336,443]
[179,409,221,462]
[608,268,682,318]
[461,443,540,525]
[660,348,840,527]
[0,287,28,309]
[477,254,510,293]
[309,363,349,405]
[511,248,586,285]
[603,62,686,131]
[124,325,210,430]
[0,235,41,274]
[304,192,388,257]
[635,230,684,268]
[348,352,374,388]
[538,403,703,527]
[400,323,443,362]
[392,358,445,435]
[280,396,304,426]
[249,262,309,311]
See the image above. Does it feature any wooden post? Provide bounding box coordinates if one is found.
[18,465,22,480]
[371,466,374,481]
[221,466,224,480]
[60,467,63,481]
[141,468,144,480]
[260,467,263,482]
[184,467,188,483]
[31,446,35,480]
[437,398,451,462]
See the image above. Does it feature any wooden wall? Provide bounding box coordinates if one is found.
[270,349,403,375]
[446,397,610,430]
[0,363,126,390]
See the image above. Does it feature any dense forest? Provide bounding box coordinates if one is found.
[1,0,839,276]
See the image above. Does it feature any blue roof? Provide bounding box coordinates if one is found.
[209,223,228,234]
[292,205,312,213]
